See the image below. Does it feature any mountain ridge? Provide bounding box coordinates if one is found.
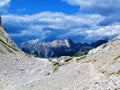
[20,38,108,58]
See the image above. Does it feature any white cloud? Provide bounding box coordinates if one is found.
[0,0,11,13]
[85,24,120,40]
[2,12,105,42]
[0,0,10,7]
[4,12,120,43]
[63,0,120,15]
[3,11,104,33]
[57,24,120,43]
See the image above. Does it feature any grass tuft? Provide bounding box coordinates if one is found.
[76,55,86,61]
[114,55,120,60]
[102,44,108,48]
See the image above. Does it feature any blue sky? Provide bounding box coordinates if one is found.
[0,0,120,44]
[9,0,79,14]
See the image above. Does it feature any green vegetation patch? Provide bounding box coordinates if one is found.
[0,39,19,53]
[45,72,51,76]
[53,62,61,67]
[114,55,120,60]
[64,57,73,62]
[116,70,120,75]
[102,43,108,48]
[76,55,86,61]
[0,40,14,53]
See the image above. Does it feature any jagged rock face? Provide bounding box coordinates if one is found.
[64,38,74,47]
[0,27,19,54]
[21,38,108,58]
[21,38,77,58]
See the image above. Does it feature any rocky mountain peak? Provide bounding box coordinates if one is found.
[21,37,108,58]
[50,40,65,47]
[64,38,74,47]
[27,39,40,44]
[50,38,74,48]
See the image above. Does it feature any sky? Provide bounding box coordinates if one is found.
[0,0,120,44]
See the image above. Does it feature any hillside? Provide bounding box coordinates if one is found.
[0,26,119,90]
[0,27,19,54]
[0,26,52,90]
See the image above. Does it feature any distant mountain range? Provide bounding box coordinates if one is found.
[20,38,108,58]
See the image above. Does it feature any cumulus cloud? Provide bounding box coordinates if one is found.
[57,24,120,43]
[3,11,120,44]
[2,12,104,43]
[84,24,120,41]
[63,0,120,16]
[0,0,10,7]
[99,15,120,26]
[0,0,11,14]
[63,0,120,27]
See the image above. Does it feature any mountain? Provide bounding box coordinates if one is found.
[0,21,52,90]
[91,39,109,47]
[20,38,108,58]
[0,18,119,90]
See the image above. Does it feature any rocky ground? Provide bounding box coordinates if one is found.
[0,26,120,90]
